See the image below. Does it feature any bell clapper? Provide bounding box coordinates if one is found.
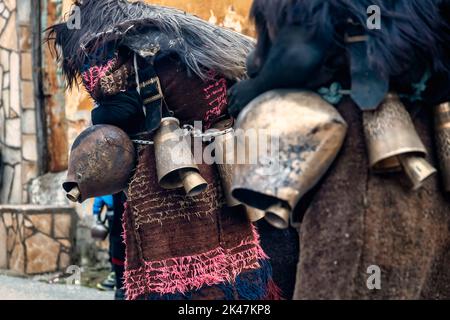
[265,203,290,229]
[66,186,81,203]
[179,170,208,197]
[399,155,437,191]
[246,207,266,222]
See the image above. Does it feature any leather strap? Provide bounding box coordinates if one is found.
[346,20,388,111]
[135,54,171,133]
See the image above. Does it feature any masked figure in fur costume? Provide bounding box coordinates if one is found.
[228,0,450,114]
[228,0,450,299]
[46,0,289,300]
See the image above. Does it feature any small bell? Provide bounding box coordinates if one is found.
[66,185,81,203]
[213,119,242,207]
[212,120,267,223]
[154,117,207,196]
[363,93,436,189]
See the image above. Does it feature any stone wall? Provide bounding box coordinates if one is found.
[28,172,111,269]
[0,205,77,274]
[0,0,38,204]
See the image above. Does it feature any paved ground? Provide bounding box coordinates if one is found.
[0,275,114,300]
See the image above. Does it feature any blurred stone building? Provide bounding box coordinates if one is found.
[0,0,252,275]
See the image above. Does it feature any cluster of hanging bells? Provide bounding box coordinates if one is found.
[363,95,450,194]
[225,90,450,230]
[363,93,436,190]
[63,118,209,202]
[151,115,271,224]
[62,114,263,222]
[62,90,449,232]
[153,117,207,197]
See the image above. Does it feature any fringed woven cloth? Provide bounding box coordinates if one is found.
[123,145,281,300]
[109,51,279,300]
[76,50,281,299]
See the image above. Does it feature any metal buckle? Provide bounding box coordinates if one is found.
[344,34,368,43]
[140,77,163,104]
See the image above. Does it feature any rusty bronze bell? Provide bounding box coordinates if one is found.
[154,117,207,197]
[213,119,266,223]
[63,125,136,203]
[434,102,450,192]
[231,90,348,229]
[363,93,436,190]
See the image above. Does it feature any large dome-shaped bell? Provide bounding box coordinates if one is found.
[231,90,348,229]
[363,93,436,189]
[63,125,136,203]
[154,117,207,197]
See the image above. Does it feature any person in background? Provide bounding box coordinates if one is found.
[92,195,114,292]
[92,193,127,300]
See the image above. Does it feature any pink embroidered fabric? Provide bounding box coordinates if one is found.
[122,145,273,300]
[81,57,118,93]
[202,70,229,129]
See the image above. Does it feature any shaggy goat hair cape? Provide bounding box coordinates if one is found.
[250,0,450,78]
[46,0,254,88]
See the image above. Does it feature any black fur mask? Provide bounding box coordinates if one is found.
[250,0,450,78]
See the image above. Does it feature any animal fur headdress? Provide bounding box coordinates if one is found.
[251,0,450,78]
[46,0,254,88]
